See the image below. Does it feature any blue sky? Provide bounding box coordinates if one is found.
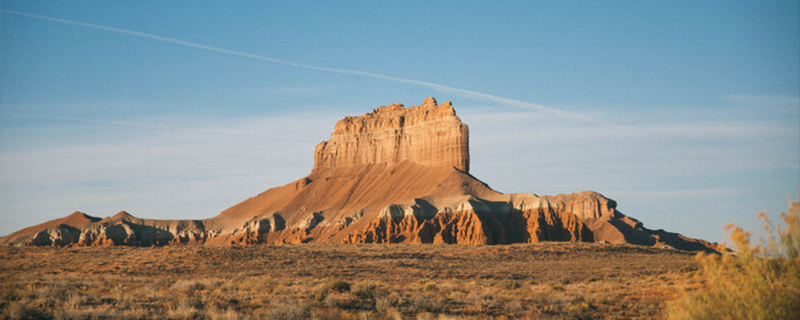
[1,1,798,244]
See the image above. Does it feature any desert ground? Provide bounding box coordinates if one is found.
[0,243,703,319]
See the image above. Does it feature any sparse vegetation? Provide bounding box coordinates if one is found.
[0,242,700,319]
[325,278,352,293]
[668,195,800,320]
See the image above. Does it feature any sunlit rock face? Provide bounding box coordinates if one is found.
[314,96,470,172]
[0,97,718,253]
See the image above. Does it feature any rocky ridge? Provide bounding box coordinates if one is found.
[0,97,718,252]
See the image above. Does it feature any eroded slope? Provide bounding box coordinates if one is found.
[0,97,717,252]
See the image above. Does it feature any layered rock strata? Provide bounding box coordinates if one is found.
[0,97,718,252]
[314,96,469,172]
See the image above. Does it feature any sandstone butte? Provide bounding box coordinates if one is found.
[0,97,718,252]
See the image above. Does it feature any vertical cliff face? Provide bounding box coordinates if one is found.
[313,97,470,172]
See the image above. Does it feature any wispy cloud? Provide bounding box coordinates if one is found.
[1,9,606,125]
[0,113,335,234]
[605,188,739,201]
[8,111,331,146]
[724,94,800,107]
[462,108,800,191]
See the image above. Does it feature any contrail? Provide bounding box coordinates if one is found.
[2,9,608,125]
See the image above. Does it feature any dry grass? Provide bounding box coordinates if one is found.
[1,242,700,319]
[667,197,800,319]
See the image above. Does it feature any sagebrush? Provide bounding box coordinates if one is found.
[667,193,800,319]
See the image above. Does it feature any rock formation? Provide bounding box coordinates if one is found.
[0,97,718,252]
[314,96,470,172]
[2,211,100,246]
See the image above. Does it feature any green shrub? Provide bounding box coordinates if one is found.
[667,194,800,319]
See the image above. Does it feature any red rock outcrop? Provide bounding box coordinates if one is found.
[0,211,100,246]
[343,204,592,245]
[314,97,469,172]
[0,97,718,252]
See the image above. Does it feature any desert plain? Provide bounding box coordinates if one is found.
[0,242,702,319]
